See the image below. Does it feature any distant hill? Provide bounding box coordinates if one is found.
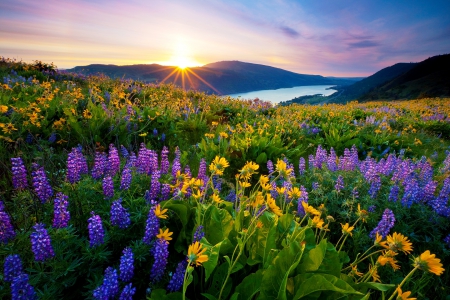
[359,54,450,101]
[326,63,417,103]
[67,61,359,95]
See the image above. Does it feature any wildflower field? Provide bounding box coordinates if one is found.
[1,58,449,300]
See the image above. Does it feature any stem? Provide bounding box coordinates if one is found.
[182,264,189,300]
[342,245,379,271]
[387,266,419,300]
[338,235,349,252]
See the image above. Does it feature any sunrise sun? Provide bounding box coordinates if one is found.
[166,40,200,69]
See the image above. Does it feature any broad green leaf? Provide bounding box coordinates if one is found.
[293,274,363,299]
[297,239,327,273]
[202,239,226,281]
[256,152,268,164]
[206,262,232,299]
[235,270,263,300]
[201,293,218,300]
[205,205,234,245]
[259,240,304,300]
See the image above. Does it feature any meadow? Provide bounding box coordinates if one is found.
[1,57,449,300]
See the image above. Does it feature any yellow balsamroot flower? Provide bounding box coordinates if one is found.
[219,131,229,139]
[301,202,320,216]
[384,232,413,254]
[369,265,381,282]
[187,241,209,267]
[275,159,292,178]
[83,109,92,119]
[0,123,17,134]
[239,161,259,181]
[349,265,363,277]
[311,216,324,229]
[266,194,282,217]
[377,251,400,271]
[139,132,147,137]
[259,175,271,191]
[0,105,8,113]
[239,181,251,188]
[192,189,203,200]
[357,203,369,223]
[156,228,173,241]
[341,223,354,236]
[287,187,301,199]
[413,250,445,276]
[154,204,168,219]
[211,193,223,204]
[204,133,215,139]
[276,186,286,195]
[251,192,265,209]
[209,156,229,176]
[396,287,416,300]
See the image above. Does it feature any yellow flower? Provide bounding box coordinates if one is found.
[192,189,203,200]
[187,241,209,267]
[0,123,17,134]
[139,132,148,137]
[211,193,223,204]
[414,138,422,146]
[357,203,369,223]
[301,202,320,216]
[256,221,263,228]
[266,194,283,217]
[341,223,354,236]
[83,109,92,119]
[396,287,416,300]
[384,232,413,254]
[0,105,8,113]
[311,216,324,229]
[413,250,445,276]
[219,131,229,139]
[154,204,168,219]
[370,266,381,282]
[156,228,173,241]
[377,251,400,271]
[211,121,218,126]
[275,159,292,178]
[238,161,259,181]
[204,133,215,139]
[209,156,229,176]
[251,192,265,209]
[259,175,271,191]
[349,265,363,277]
[287,187,301,199]
[239,181,251,188]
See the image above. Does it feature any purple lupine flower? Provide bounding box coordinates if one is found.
[297,186,309,217]
[30,223,55,262]
[137,143,151,175]
[368,176,381,199]
[441,151,450,173]
[308,155,315,170]
[150,239,169,282]
[1,204,16,244]
[31,163,53,203]
[110,198,130,229]
[4,254,23,283]
[368,205,376,213]
[401,178,420,208]
[148,170,161,203]
[213,176,222,192]
[267,160,274,175]
[171,148,181,183]
[369,208,395,238]
[327,148,338,172]
[11,274,36,300]
[102,176,114,199]
[53,192,70,228]
[11,157,28,190]
[429,178,450,217]
[270,181,278,199]
[312,182,320,190]
[197,158,207,183]
[120,167,132,190]
[298,157,306,176]
[225,190,236,202]
[444,234,450,248]
[119,247,134,282]
[160,146,170,175]
[92,152,108,180]
[389,185,399,202]
[119,283,136,300]
[421,180,437,203]
[167,260,187,292]
[334,175,344,193]
[126,151,137,168]
[67,148,85,183]
[351,187,359,198]
[161,133,166,142]
[193,225,205,242]
[25,133,33,144]
[93,267,119,300]
[160,184,171,201]
[153,128,158,136]
[88,212,105,247]
[48,132,57,143]
[314,145,328,169]
[149,150,159,175]
[143,207,159,244]
[120,145,129,159]
[108,144,120,176]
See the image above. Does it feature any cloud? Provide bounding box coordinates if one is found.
[348,40,380,49]
[279,26,300,38]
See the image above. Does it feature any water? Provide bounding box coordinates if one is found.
[226,85,337,104]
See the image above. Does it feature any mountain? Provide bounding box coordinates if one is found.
[67,61,360,95]
[326,63,417,103]
[359,54,450,101]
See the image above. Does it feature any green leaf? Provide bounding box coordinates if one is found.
[297,239,327,273]
[201,293,218,300]
[292,274,363,299]
[256,152,268,164]
[235,270,263,300]
[259,240,304,300]
[202,239,226,281]
[205,205,234,245]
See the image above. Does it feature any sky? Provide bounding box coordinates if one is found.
[1,0,450,76]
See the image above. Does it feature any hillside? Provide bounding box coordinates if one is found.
[326,63,417,103]
[359,54,450,100]
[68,61,359,95]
